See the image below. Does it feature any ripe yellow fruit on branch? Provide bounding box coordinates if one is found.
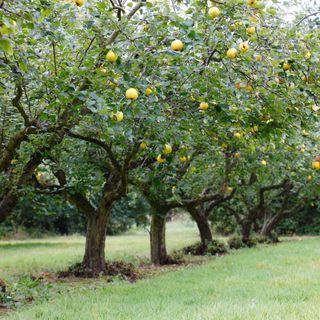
[145,88,153,96]
[139,142,147,150]
[247,0,256,5]
[125,88,139,100]
[282,62,291,71]
[308,175,313,182]
[199,102,209,110]
[208,7,220,18]
[74,0,85,6]
[261,160,267,166]
[111,111,124,123]
[255,54,262,61]
[234,132,242,139]
[179,156,187,162]
[227,48,237,59]
[312,161,320,170]
[239,42,249,53]
[234,152,241,159]
[156,155,166,163]
[106,50,118,63]
[246,26,256,34]
[171,40,184,52]
[163,144,172,154]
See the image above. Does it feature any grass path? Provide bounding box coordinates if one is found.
[2,234,320,319]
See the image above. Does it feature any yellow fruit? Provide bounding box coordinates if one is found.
[252,125,259,133]
[235,82,242,90]
[190,95,196,102]
[163,144,172,155]
[289,82,295,90]
[283,62,291,71]
[208,7,220,18]
[246,26,256,34]
[255,54,262,61]
[199,102,209,111]
[234,132,242,139]
[227,48,237,59]
[308,175,313,182]
[300,148,305,154]
[171,40,184,52]
[139,142,147,150]
[227,186,233,193]
[179,156,187,162]
[143,22,149,32]
[302,130,309,136]
[145,88,153,96]
[246,85,253,91]
[74,0,85,6]
[239,42,249,53]
[111,111,124,123]
[261,160,267,166]
[125,88,139,100]
[247,0,256,5]
[156,155,166,163]
[234,152,241,159]
[106,50,118,63]
[312,161,320,170]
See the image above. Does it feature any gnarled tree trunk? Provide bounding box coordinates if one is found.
[187,206,212,245]
[150,210,168,265]
[82,208,111,275]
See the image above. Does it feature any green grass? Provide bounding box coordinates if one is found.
[2,222,320,319]
[0,220,199,279]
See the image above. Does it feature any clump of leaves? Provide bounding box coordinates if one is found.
[59,261,140,282]
[167,251,185,264]
[228,234,246,250]
[182,240,228,256]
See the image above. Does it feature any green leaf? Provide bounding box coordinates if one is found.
[0,38,13,55]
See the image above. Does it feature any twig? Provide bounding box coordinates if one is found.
[296,11,320,26]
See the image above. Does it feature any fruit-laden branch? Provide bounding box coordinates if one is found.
[0,0,145,224]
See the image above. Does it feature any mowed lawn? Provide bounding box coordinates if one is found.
[2,223,320,320]
[0,220,199,279]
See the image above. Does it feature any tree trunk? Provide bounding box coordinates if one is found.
[187,206,213,245]
[241,222,252,243]
[0,192,18,223]
[82,207,111,276]
[150,211,168,265]
[260,215,280,238]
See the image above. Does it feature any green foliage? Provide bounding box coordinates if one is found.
[227,234,246,250]
[182,239,228,256]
